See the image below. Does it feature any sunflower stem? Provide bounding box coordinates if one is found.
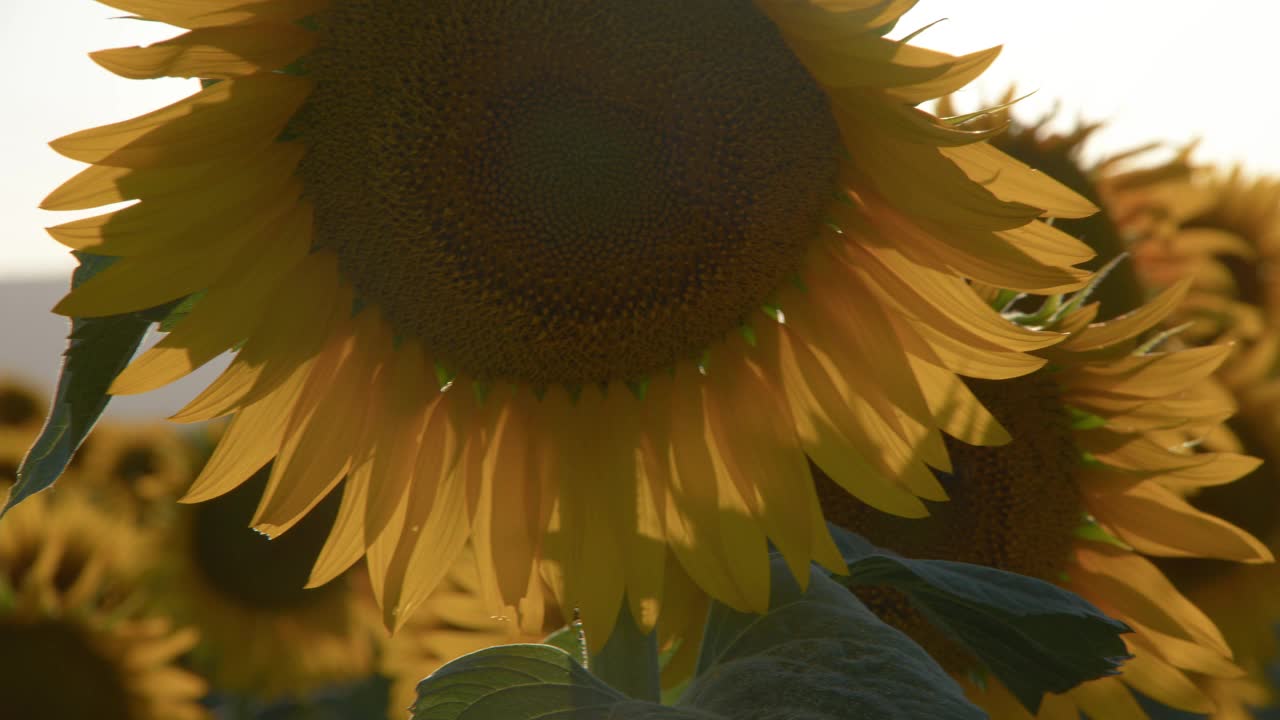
[588,601,660,703]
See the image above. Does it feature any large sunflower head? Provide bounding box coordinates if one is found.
[47,0,1099,644]
[0,492,209,720]
[820,281,1273,718]
[146,464,381,700]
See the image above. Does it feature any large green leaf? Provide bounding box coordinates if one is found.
[830,526,1132,714]
[5,254,176,513]
[685,560,985,720]
[415,557,984,720]
[411,644,708,720]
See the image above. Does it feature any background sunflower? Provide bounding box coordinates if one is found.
[0,491,209,720]
[145,464,382,701]
[820,283,1271,718]
[1109,165,1280,719]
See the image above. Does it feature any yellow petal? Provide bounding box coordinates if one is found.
[99,0,325,29]
[364,341,433,547]
[254,310,391,535]
[760,2,952,89]
[1119,648,1214,713]
[471,388,551,612]
[850,191,1091,293]
[91,23,316,79]
[896,312,1048,380]
[765,323,928,517]
[1067,677,1146,720]
[705,344,815,589]
[544,387,629,647]
[180,361,311,503]
[1120,617,1244,679]
[1060,279,1192,352]
[47,143,304,256]
[382,392,469,630]
[846,238,1061,352]
[888,46,1002,104]
[838,123,1042,230]
[52,184,300,317]
[1070,544,1231,658]
[170,252,345,422]
[109,201,311,394]
[307,456,371,588]
[905,354,1010,446]
[1088,481,1272,563]
[940,142,1098,219]
[665,367,771,614]
[1063,345,1232,400]
[50,73,310,168]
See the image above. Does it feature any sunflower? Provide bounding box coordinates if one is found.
[1113,170,1280,718]
[0,376,47,439]
[46,0,1098,643]
[1,378,50,504]
[1122,168,1280,392]
[819,282,1273,719]
[0,491,209,720]
[67,421,194,523]
[381,547,557,719]
[145,464,380,700]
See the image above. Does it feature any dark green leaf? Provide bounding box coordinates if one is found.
[5,254,176,513]
[542,625,588,666]
[830,526,1132,714]
[687,557,985,720]
[411,644,708,720]
[416,558,985,720]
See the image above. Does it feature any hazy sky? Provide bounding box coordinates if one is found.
[1,2,1275,280]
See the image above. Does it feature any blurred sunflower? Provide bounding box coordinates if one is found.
[146,465,380,700]
[0,491,209,720]
[68,422,194,522]
[1,434,27,492]
[1123,169,1280,389]
[0,376,47,443]
[46,0,1098,642]
[1,379,50,504]
[381,547,557,719]
[1119,169,1280,718]
[820,281,1273,719]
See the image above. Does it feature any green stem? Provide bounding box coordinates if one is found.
[587,600,660,703]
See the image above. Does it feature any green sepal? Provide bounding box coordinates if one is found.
[1068,407,1108,431]
[157,289,205,332]
[1074,518,1133,551]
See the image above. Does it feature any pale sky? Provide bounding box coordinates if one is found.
[1,2,1276,280]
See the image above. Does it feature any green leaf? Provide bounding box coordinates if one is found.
[687,559,984,720]
[542,625,588,666]
[830,526,1132,714]
[416,559,985,720]
[411,644,707,720]
[5,254,175,513]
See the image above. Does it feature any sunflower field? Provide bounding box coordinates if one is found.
[5,1,1280,719]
